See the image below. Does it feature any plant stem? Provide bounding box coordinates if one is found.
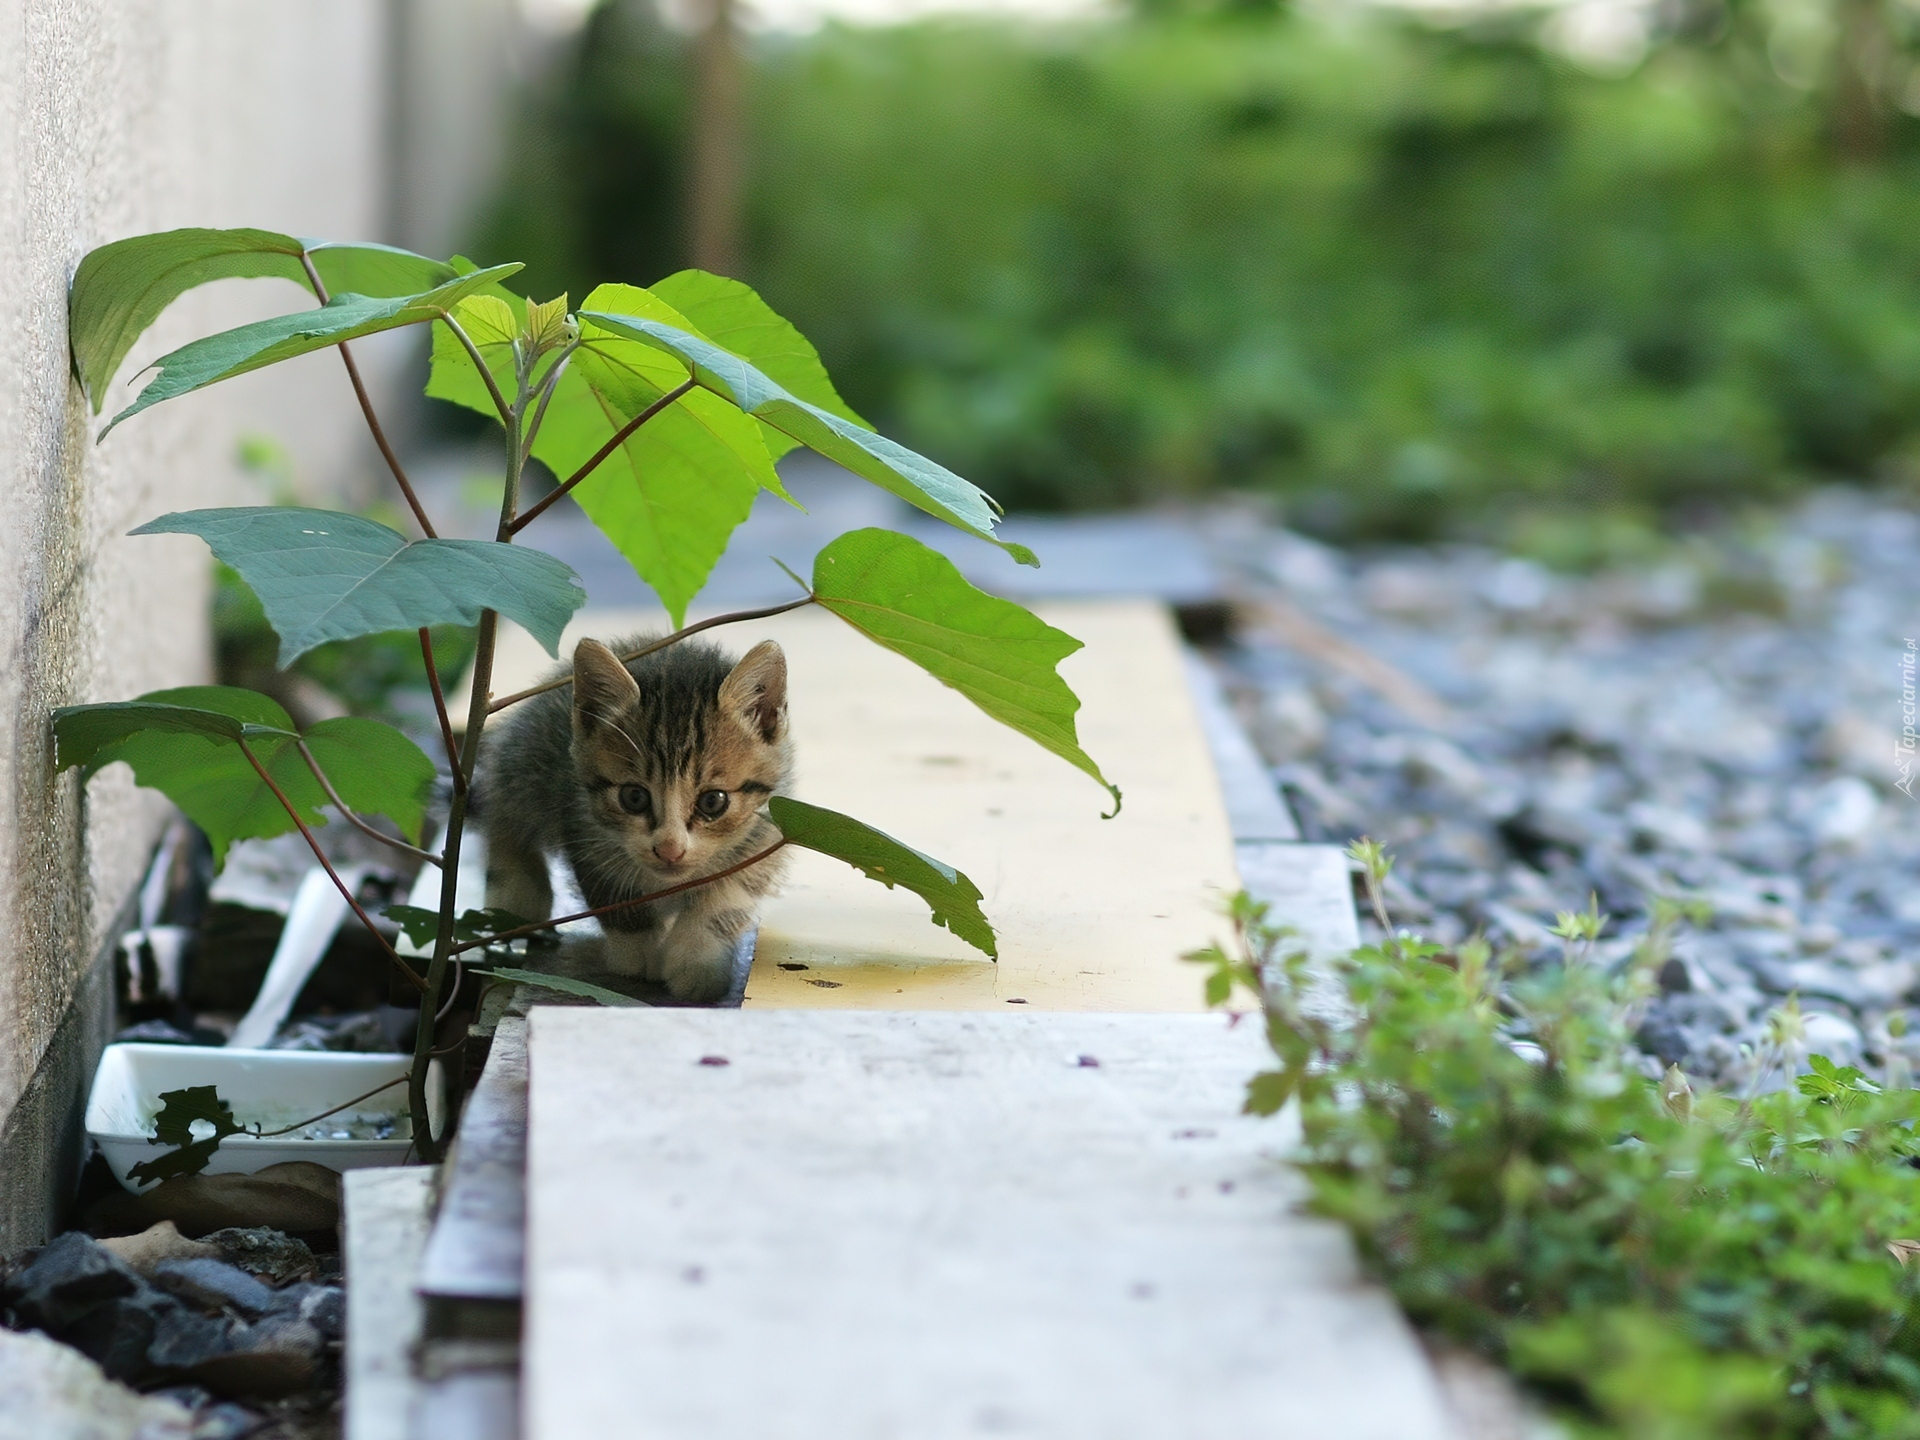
[486,596,817,714]
[521,341,579,463]
[509,377,696,533]
[441,312,512,424]
[451,838,789,954]
[250,1076,410,1138]
[292,740,441,867]
[234,741,427,993]
[409,340,534,1161]
[296,254,438,539]
[418,628,465,794]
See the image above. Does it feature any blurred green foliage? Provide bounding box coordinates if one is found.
[478,2,1920,539]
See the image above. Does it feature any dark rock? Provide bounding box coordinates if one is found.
[57,1292,160,1382]
[199,1229,317,1288]
[141,1299,232,1375]
[152,1259,276,1320]
[2,1232,141,1331]
[1634,1012,1696,1069]
[1656,958,1692,994]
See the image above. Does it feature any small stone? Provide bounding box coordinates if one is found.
[192,1317,322,1398]
[139,1297,233,1377]
[1478,558,1553,613]
[267,1281,343,1343]
[98,1221,222,1279]
[198,1229,316,1288]
[1626,802,1713,855]
[1252,686,1327,762]
[1799,776,1880,847]
[182,1401,264,1439]
[2,1231,141,1332]
[152,1258,276,1320]
[0,1326,195,1440]
[1800,1012,1864,1067]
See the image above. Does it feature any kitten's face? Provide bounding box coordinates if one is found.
[569,638,790,883]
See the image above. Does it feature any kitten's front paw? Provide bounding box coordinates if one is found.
[662,955,735,1004]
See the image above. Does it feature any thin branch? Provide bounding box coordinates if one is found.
[521,341,579,462]
[251,1077,409,1138]
[486,596,817,714]
[451,838,789,954]
[293,740,441,868]
[435,959,467,1023]
[441,311,512,424]
[418,628,465,795]
[509,377,697,534]
[296,254,438,539]
[235,741,428,993]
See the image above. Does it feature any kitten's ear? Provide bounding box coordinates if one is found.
[571,639,641,734]
[719,641,787,744]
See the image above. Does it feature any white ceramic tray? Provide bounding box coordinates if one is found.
[86,1044,439,1192]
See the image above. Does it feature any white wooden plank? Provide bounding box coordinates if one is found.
[1182,652,1300,842]
[342,1165,435,1440]
[523,1008,1455,1440]
[1233,843,1361,961]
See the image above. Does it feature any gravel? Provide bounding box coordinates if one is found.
[1203,487,1920,1088]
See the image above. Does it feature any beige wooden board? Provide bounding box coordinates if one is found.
[482,599,1240,1012]
[522,1008,1457,1440]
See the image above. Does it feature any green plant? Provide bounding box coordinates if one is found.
[487,5,1920,535]
[1191,845,1920,1438]
[54,227,1120,1164]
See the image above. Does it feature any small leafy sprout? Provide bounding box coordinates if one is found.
[521,293,573,356]
[128,1086,248,1187]
[1345,837,1394,934]
[1549,893,1605,964]
[1661,1063,1694,1121]
[384,904,554,953]
[1795,1053,1880,1113]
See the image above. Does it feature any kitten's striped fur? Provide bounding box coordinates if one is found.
[477,634,793,1002]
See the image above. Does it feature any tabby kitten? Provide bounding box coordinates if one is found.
[477,634,794,1002]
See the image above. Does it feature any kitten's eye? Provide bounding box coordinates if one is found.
[695,789,730,820]
[617,784,652,816]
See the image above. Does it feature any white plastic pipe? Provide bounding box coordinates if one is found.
[227,864,371,1050]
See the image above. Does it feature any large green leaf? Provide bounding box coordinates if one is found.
[428,283,785,625]
[768,796,996,959]
[648,269,865,458]
[132,507,585,665]
[53,686,436,868]
[811,528,1121,814]
[579,307,1036,567]
[102,263,522,436]
[69,227,456,413]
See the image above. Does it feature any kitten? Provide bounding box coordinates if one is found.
[477,634,794,1003]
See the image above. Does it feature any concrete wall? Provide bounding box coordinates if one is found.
[0,0,426,1248]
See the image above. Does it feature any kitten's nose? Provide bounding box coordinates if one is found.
[653,835,688,865]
